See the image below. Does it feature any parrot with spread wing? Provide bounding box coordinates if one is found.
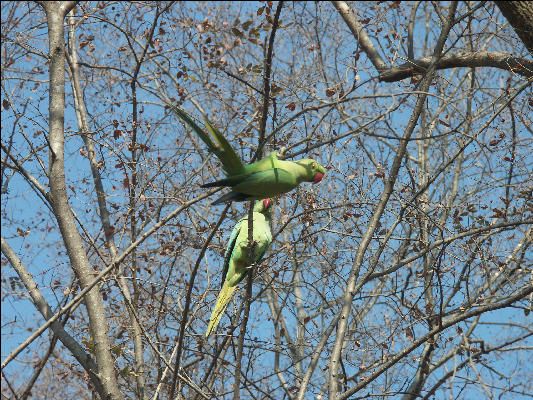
[171,106,325,205]
[205,198,274,337]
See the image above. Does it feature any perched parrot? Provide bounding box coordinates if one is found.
[205,198,274,337]
[171,106,325,204]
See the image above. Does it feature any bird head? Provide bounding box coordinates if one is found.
[253,198,274,218]
[304,159,325,184]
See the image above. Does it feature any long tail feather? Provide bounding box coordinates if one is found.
[170,105,217,152]
[206,282,237,337]
[170,105,243,175]
[204,120,243,175]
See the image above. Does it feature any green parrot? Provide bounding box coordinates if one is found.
[205,198,274,337]
[171,106,325,205]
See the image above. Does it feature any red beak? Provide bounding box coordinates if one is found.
[313,172,324,184]
[263,198,272,209]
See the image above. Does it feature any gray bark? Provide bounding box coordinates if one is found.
[327,3,458,398]
[1,237,106,397]
[41,2,122,399]
[331,1,388,72]
[379,52,532,82]
[65,13,148,399]
[495,1,533,56]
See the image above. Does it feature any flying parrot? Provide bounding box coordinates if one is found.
[171,106,325,205]
[205,198,274,337]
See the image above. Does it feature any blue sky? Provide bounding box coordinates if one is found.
[2,2,532,399]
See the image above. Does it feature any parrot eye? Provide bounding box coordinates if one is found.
[311,162,316,170]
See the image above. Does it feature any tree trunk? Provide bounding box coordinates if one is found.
[495,1,533,55]
[41,2,122,399]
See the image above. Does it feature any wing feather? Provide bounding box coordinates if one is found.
[221,218,244,287]
[232,168,297,197]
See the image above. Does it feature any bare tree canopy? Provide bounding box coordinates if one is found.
[2,2,532,400]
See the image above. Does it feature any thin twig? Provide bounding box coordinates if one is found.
[233,3,283,398]
[233,203,256,400]
[253,1,284,160]
[169,205,230,400]
[1,190,215,371]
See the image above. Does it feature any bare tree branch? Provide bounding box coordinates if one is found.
[3,3,531,398]
[1,237,105,397]
[327,2,458,397]
[1,190,215,371]
[331,1,388,72]
[40,2,122,398]
[379,52,533,82]
[169,205,230,400]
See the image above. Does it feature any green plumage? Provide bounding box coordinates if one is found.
[170,106,242,175]
[171,106,326,204]
[205,199,274,337]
